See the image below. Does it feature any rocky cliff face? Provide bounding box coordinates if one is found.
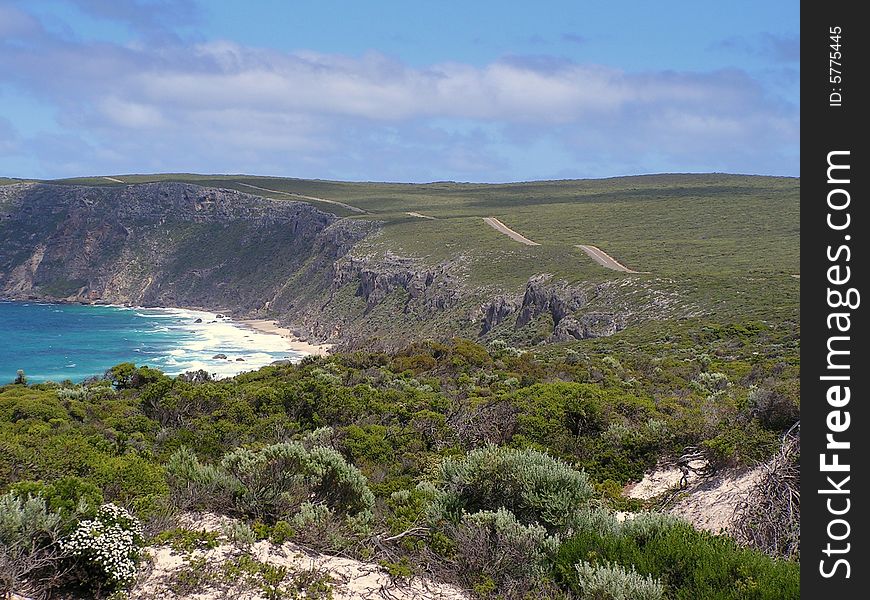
[477,275,626,342]
[0,182,370,320]
[0,182,686,350]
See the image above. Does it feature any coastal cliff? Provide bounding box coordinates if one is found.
[0,182,683,349]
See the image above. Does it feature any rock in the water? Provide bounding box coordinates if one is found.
[194,318,203,323]
[213,354,227,360]
[235,357,245,361]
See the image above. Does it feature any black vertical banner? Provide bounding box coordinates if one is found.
[802,1,868,597]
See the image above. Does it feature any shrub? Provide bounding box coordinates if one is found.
[60,503,145,591]
[573,560,664,600]
[165,446,240,511]
[221,521,256,548]
[167,442,374,525]
[431,445,595,532]
[449,508,557,596]
[0,492,67,595]
[8,477,103,523]
[747,385,799,431]
[556,515,800,599]
[151,528,221,553]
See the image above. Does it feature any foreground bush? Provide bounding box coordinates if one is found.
[573,560,664,600]
[0,493,67,596]
[61,503,145,590]
[166,442,375,526]
[1,495,144,598]
[556,515,799,599]
[448,508,558,597]
[431,445,595,532]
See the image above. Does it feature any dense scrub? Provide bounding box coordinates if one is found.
[0,322,799,598]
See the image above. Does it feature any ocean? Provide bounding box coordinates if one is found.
[0,300,306,383]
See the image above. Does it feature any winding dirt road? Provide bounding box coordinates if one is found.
[235,182,367,214]
[483,217,540,246]
[103,176,126,184]
[576,244,641,273]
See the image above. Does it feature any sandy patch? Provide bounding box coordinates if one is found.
[407,211,436,219]
[625,462,765,534]
[576,244,643,273]
[239,319,333,356]
[669,467,765,534]
[131,513,468,600]
[482,217,540,246]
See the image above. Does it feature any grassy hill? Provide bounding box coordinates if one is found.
[42,173,799,325]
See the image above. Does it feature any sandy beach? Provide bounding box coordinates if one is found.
[239,319,333,356]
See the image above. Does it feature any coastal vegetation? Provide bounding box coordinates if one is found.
[1,322,799,598]
[0,172,799,597]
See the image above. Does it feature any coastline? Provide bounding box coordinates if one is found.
[0,299,328,382]
[238,319,333,356]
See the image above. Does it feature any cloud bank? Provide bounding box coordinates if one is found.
[0,2,798,181]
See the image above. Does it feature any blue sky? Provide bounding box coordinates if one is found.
[1,0,799,182]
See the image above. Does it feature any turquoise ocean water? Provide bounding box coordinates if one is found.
[0,300,306,383]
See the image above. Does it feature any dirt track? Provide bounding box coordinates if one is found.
[483,217,540,246]
[407,211,436,220]
[103,176,125,183]
[236,182,367,214]
[576,244,640,273]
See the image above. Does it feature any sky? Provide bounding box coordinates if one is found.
[0,0,799,182]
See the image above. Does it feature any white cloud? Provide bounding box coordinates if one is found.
[99,97,167,128]
[0,11,799,180]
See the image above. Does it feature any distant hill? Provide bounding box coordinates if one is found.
[0,173,799,349]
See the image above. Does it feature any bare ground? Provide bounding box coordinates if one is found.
[131,513,468,600]
[626,462,765,534]
[235,182,367,214]
[576,244,642,273]
[482,217,540,246]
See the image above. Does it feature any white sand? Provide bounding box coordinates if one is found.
[625,461,765,534]
[131,513,467,600]
[239,319,333,356]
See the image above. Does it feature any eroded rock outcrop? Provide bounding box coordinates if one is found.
[478,274,627,342]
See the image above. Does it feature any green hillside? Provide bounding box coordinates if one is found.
[46,173,799,322]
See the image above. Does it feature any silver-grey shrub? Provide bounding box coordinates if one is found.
[573,560,665,600]
[165,446,240,511]
[0,493,66,596]
[167,442,374,524]
[431,445,595,532]
[450,508,558,595]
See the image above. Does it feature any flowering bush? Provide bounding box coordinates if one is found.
[60,503,144,587]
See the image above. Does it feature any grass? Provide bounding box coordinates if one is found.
[42,172,799,322]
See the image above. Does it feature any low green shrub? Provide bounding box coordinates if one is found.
[431,445,595,532]
[7,477,102,524]
[151,528,221,553]
[556,515,799,599]
[573,560,664,600]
